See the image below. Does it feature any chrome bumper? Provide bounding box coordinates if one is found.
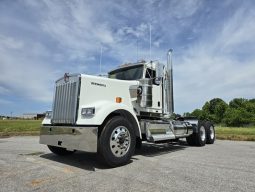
[40,126,98,153]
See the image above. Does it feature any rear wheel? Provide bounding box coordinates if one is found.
[186,122,206,146]
[98,116,136,167]
[197,124,207,146]
[205,121,215,144]
[186,133,196,146]
[48,145,75,156]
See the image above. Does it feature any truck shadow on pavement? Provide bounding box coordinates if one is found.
[40,141,188,171]
[135,141,187,157]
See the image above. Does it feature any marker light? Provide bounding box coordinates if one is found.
[116,97,122,103]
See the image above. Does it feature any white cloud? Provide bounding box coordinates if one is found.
[0,86,10,94]
[173,4,255,113]
[0,35,24,50]
[40,0,115,61]
[170,0,202,19]
[0,34,54,102]
[221,8,255,51]
[117,23,149,38]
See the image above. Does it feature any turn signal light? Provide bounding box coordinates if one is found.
[116,97,122,103]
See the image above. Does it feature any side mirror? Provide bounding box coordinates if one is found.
[154,77,162,85]
[155,62,164,85]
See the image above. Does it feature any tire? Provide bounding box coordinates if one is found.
[205,121,215,144]
[136,138,142,149]
[172,138,180,143]
[48,145,75,156]
[195,122,207,146]
[186,122,206,146]
[98,116,136,167]
[186,133,196,146]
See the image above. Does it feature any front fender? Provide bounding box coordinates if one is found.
[76,101,141,137]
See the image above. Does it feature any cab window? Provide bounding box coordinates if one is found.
[145,68,156,79]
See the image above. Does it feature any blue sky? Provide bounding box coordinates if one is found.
[0,0,255,116]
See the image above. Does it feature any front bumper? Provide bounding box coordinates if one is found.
[40,126,98,153]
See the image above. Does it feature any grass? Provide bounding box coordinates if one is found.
[0,119,41,137]
[0,120,255,141]
[215,126,255,141]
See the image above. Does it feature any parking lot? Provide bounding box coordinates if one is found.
[0,136,254,192]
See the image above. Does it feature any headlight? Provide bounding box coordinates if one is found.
[45,111,52,119]
[81,107,95,118]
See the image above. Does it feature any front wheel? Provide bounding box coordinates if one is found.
[98,116,136,167]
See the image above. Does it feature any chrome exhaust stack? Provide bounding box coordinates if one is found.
[163,49,174,116]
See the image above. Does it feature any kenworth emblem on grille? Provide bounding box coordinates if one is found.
[64,73,69,83]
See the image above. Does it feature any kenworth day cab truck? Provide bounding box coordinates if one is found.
[40,50,215,167]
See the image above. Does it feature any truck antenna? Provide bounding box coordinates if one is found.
[99,44,103,75]
[137,37,139,62]
[149,24,152,61]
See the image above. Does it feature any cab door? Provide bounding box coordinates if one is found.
[145,68,162,113]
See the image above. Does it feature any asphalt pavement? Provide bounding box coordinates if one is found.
[0,136,254,192]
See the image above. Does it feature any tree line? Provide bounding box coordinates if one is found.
[184,98,255,127]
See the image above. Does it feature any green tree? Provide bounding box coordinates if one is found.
[223,108,253,126]
[183,112,191,117]
[201,98,228,123]
[189,97,255,126]
[243,100,255,113]
[229,98,247,109]
[191,109,202,118]
[249,99,255,103]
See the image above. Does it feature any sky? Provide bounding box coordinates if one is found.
[0,0,255,116]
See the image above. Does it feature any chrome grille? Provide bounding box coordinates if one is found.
[52,76,80,124]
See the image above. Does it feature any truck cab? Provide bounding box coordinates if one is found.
[108,61,163,116]
[40,50,216,167]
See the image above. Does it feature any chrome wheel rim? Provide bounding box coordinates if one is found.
[210,126,215,139]
[200,126,206,141]
[110,126,131,157]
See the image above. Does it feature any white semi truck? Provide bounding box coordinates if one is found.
[40,50,215,167]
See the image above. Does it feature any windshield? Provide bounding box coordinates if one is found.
[108,65,144,80]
